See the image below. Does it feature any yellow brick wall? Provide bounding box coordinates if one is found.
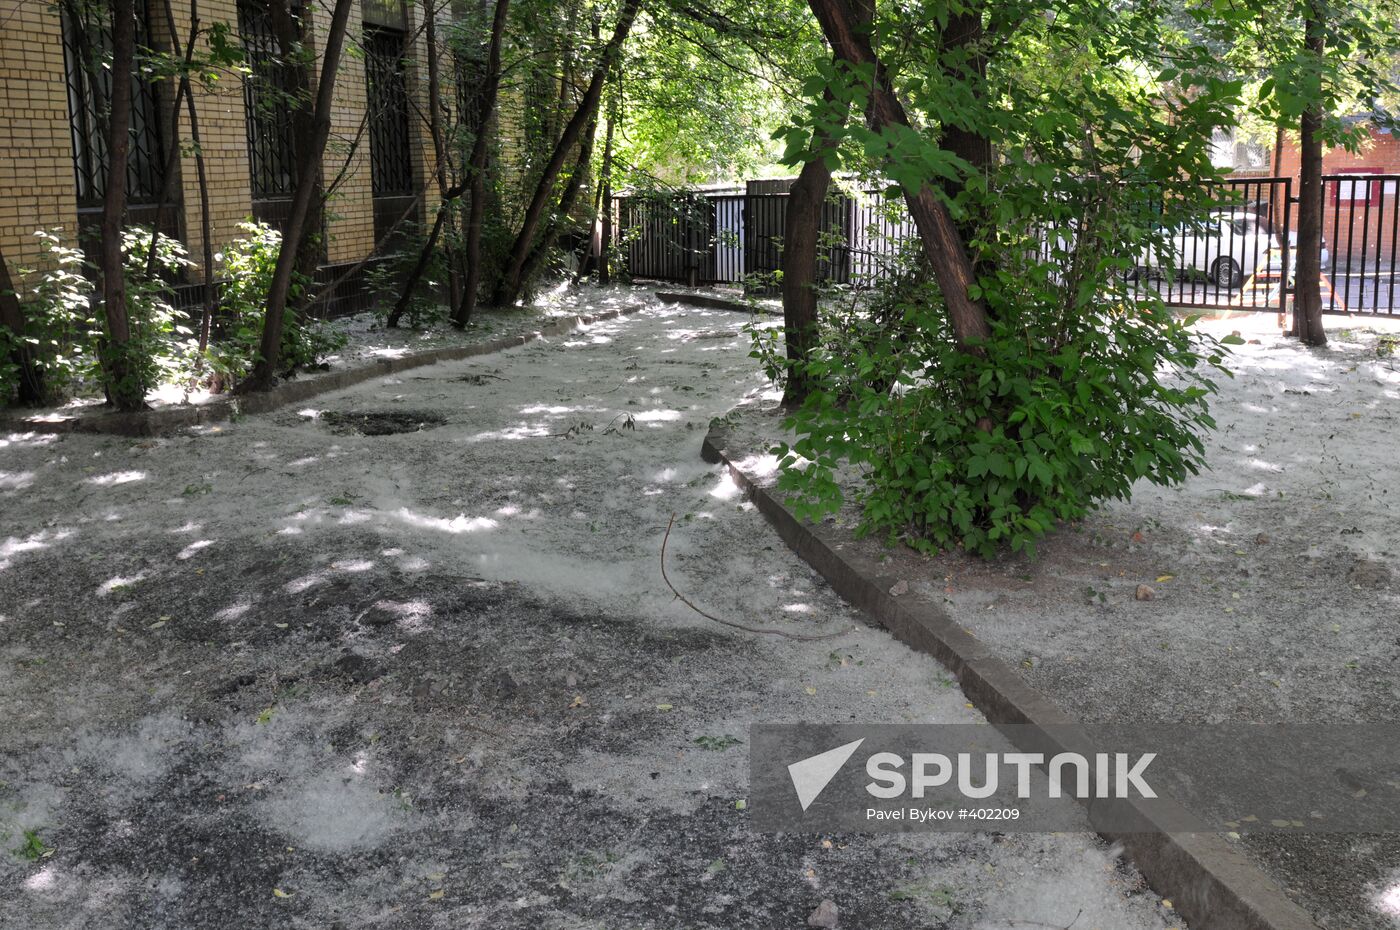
[322,0,376,264]
[404,0,442,221]
[1,0,463,284]
[0,4,79,273]
[173,0,255,278]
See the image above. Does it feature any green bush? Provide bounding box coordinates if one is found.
[765,272,1234,557]
[118,227,195,397]
[364,228,447,330]
[206,221,345,389]
[4,230,100,402]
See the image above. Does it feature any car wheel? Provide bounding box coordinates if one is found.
[1211,257,1243,289]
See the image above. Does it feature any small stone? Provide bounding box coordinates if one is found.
[1255,533,1270,545]
[889,580,909,597]
[493,669,519,696]
[1348,558,1392,589]
[1135,584,1155,601]
[808,899,839,928]
[359,606,396,628]
[333,653,382,684]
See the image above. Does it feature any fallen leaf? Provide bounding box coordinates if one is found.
[804,687,817,696]
[656,703,673,712]
[272,888,292,899]
[1155,574,1174,583]
[428,890,445,900]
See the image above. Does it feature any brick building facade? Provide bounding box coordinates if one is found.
[0,0,451,309]
[1273,121,1400,266]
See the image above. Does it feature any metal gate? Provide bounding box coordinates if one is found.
[615,175,1400,316]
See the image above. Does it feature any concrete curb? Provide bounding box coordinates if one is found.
[701,426,1322,930]
[655,290,777,314]
[3,304,645,438]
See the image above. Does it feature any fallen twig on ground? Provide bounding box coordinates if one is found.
[660,513,856,642]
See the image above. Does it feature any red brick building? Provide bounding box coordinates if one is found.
[1272,119,1399,266]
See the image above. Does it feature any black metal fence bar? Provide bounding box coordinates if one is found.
[615,175,1399,316]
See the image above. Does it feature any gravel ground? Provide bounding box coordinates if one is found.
[723,311,1400,929]
[0,294,1179,929]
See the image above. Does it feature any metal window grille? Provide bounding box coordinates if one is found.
[59,0,166,208]
[364,25,415,197]
[238,0,300,201]
[454,53,486,140]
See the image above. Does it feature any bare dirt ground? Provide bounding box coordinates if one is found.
[0,296,1179,929]
[724,311,1400,929]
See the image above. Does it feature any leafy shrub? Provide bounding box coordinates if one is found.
[118,227,195,396]
[3,231,100,402]
[206,221,345,389]
[763,268,1234,557]
[364,229,447,330]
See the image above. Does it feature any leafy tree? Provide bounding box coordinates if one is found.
[762,0,1249,555]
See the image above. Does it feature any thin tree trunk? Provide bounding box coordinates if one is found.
[0,248,45,404]
[386,3,460,328]
[268,0,325,341]
[425,3,463,317]
[155,0,217,357]
[453,0,512,328]
[144,5,198,279]
[805,0,990,352]
[781,69,849,409]
[98,0,142,410]
[1292,2,1327,347]
[597,88,618,285]
[493,0,642,306]
[517,109,600,292]
[238,0,355,392]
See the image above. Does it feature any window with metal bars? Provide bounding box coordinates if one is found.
[454,53,486,140]
[364,25,415,197]
[59,0,167,208]
[238,0,300,201]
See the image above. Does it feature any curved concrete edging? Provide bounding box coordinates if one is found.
[701,426,1322,930]
[3,304,646,438]
[655,290,778,315]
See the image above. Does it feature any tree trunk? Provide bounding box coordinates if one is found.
[98,0,143,410]
[238,0,355,392]
[780,71,849,409]
[597,90,618,285]
[1292,3,1327,347]
[804,0,990,352]
[453,0,512,328]
[516,109,601,292]
[386,4,460,328]
[938,4,990,241]
[155,0,217,358]
[493,0,642,306]
[144,3,197,279]
[0,248,45,404]
[268,0,324,344]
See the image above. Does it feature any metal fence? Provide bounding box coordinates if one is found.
[615,174,1400,316]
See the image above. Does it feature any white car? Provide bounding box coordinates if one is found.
[1133,211,1329,289]
[1136,211,1276,288]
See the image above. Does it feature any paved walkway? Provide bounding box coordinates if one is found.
[0,299,1179,929]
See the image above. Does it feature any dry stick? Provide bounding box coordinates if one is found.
[660,513,855,642]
